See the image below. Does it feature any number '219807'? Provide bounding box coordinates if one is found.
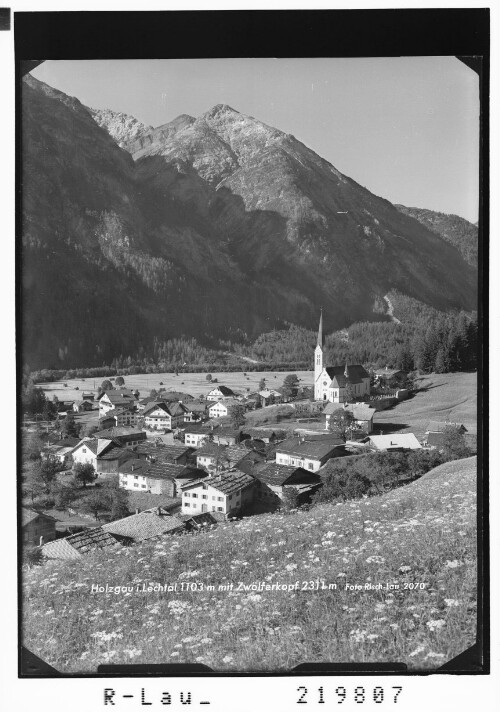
[297,686,403,704]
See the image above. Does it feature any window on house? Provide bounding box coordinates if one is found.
[134,483,139,488]
[217,507,223,512]
[192,493,198,498]
[184,492,190,497]
[202,495,208,500]
[185,502,190,507]
[217,496,223,502]
[308,463,313,470]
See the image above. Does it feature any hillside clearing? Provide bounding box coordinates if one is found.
[23,457,477,672]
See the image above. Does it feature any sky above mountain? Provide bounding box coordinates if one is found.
[31,57,479,223]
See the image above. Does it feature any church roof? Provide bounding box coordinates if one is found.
[325,364,369,386]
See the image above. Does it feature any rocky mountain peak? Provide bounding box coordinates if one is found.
[88,107,153,148]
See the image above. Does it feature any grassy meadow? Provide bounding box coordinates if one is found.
[38,371,312,404]
[22,456,477,672]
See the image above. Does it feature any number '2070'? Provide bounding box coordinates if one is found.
[297,686,403,704]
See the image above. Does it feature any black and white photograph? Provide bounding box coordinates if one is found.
[14,9,487,684]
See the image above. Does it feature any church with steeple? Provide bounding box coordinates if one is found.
[314,310,371,403]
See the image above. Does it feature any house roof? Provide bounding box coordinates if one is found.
[325,364,369,386]
[426,432,446,446]
[42,538,83,560]
[102,392,135,405]
[98,446,136,462]
[374,368,404,378]
[143,402,171,416]
[64,527,120,554]
[208,385,236,397]
[209,398,240,410]
[368,433,422,450]
[184,469,255,496]
[196,442,228,458]
[102,509,185,541]
[276,436,344,460]
[181,512,219,528]
[135,443,194,462]
[159,391,194,402]
[21,507,57,526]
[93,427,145,439]
[426,421,468,434]
[225,445,249,464]
[254,464,308,486]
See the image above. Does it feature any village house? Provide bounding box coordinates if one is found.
[181,469,256,517]
[102,507,185,543]
[258,389,283,407]
[137,396,158,412]
[207,385,237,401]
[41,527,120,560]
[253,463,322,505]
[374,367,407,388]
[314,311,370,402]
[93,426,146,448]
[42,438,80,467]
[99,406,137,429]
[182,399,212,422]
[181,422,212,448]
[195,442,230,473]
[21,507,57,546]
[323,402,376,434]
[118,459,202,497]
[81,391,95,402]
[208,397,241,419]
[159,390,194,403]
[72,399,94,413]
[362,433,422,451]
[71,437,136,475]
[275,436,344,472]
[134,441,195,466]
[99,390,136,416]
[423,421,468,448]
[143,401,188,431]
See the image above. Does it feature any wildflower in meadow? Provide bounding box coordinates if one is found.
[285,563,298,572]
[426,619,446,631]
[399,565,412,574]
[222,655,234,663]
[444,560,464,569]
[444,599,460,607]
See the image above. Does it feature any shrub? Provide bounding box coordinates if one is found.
[23,546,44,568]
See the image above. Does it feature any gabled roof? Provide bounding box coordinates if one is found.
[64,527,119,554]
[42,538,83,560]
[325,364,370,386]
[98,446,136,461]
[225,445,249,464]
[276,436,344,460]
[21,507,57,526]
[136,443,194,462]
[102,509,185,542]
[196,442,228,458]
[160,391,194,402]
[208,398,240,409]
[368,433,422,450]
[184,469,255,496]
[143,402,171,417]
[323,402,375,421]
[208,385,236,397]
[254,464,308,486]
[101,392,135,405]
[93,427,145,439]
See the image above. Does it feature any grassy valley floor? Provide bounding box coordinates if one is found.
[22,456,477,672]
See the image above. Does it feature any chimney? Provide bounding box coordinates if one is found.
[135,508,139,515]
[131,464,135,471]
[39,536,44,546]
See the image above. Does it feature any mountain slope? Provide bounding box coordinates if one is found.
[395,204,478,267]
[21,76,477,369]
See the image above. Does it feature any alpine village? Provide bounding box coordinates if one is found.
[21,72,478,672]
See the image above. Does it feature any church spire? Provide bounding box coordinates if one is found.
[317,308,323,348]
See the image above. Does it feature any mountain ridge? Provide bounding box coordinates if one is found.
[21,75,477,369]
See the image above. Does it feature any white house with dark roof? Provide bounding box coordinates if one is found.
[275,436,343,472]
[181,470,256,517]
[208,398,241,419]
[314,311,370,402]
[207,385,237,401]
[143,401,188,431]
[363,433,422,451]
[99,390,136,416]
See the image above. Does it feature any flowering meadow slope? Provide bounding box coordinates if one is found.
[22,457,477,672]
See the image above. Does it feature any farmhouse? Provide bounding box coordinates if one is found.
[183,399,212,422]
[21,507,57,546]
[253,464,322,505]
[259,389,283,407]
[196,442,229,472]
[143,401,188,431]
[207,385,237,401]
[181,470,256,517]
[275,436,343,472]
[324,402,376,434]
[102,508,185,543]
[314,311,370,402]
[119,459,198,497]
[73,399,94,413]
[99,390,136,416]
[41,527,120,560]
[42,440,77,467]
[423,422,468,448]
[181,422,212,448]
[93,427,146,448]
[208,398,241,419]
[374,367,407,387]
[134,441,195,466]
